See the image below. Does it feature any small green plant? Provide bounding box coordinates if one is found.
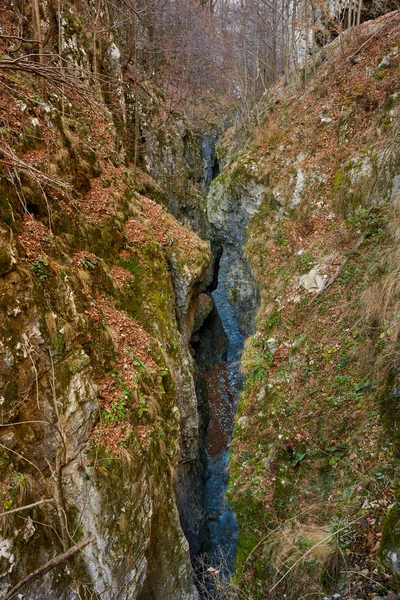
[243,335,274,383]
[13,473,26,485]
[131,355,146,371]
[347,206,369,229]
[138,393,148,419]
[291,450,307,467]
[295,532,314,553]
[80,256,98,270]
[101,393,128,425]
[339,262,360,284]
[156,418,167,442]
[353,378,370,393]
[323,345,338,363]
[336,355,351,372]
[329,396,342,409]
[374,70,386,81]
[3,498,13,511]
[334,374,349,387]
[30,257,49,282]
[0,126,11,140]
[275,224,287,247]
[330,516,355,551]
[295,251,315,274]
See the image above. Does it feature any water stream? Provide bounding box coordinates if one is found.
[203,254,245,570]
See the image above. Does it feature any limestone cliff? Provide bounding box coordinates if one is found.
[0,2,217,598]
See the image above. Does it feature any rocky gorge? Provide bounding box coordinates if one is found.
[0,2,253,593]
[1,2,400,600]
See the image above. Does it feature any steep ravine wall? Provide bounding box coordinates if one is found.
[0,3,229,599]
[216,12,400,599]
[207,169,262,337]
[0,170,211,599]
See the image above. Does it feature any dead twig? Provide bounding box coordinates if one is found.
[0,142,70,191]
[0,55,88,100]
[310,233,365,302]
[0,34,38,44]
[3,537,95,600]
[0,498,54,518]
[347,11,400,62]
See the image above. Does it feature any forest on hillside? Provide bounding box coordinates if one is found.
[2,0,395,130]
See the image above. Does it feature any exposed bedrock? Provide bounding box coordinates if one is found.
[207,171,264,336]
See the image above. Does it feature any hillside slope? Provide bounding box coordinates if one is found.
[210,11,400,599]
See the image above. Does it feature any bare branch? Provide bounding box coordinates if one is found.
[0,499,54,518]
[0,142,70,191]
[3,537,95,600]
[0,34,38,43]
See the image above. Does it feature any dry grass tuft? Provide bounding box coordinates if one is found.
[267,522,332,573]
[262,521,348,599]
[361,197,400,349]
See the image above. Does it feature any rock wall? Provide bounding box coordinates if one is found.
[0,2,222,598]
[207,167,262,336]
[218,12,400,599]
[0,180,209,599]
[143,119,213,239]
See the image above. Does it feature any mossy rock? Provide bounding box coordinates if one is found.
[0,247,13,276]
[230,488,267,566]
[379,368,400,456]
[379,502,400,577]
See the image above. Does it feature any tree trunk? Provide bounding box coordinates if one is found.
[32,0,45,93]
[133,0,139,175]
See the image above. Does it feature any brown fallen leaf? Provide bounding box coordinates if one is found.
[371,540,380,553]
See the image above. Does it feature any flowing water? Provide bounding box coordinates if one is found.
[203,253,245,570]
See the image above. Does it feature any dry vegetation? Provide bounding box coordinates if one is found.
[225,11,400,599]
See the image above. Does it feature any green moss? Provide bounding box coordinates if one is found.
[0,448,12,479]
[119,256,141,276]
[231,489,267,565]
[273,455,294,518]
[332,166,351,192]
[134,177,168,208]
[295,251,315,274]
[87,217,125,260]
[230,285,238,304]
[379,502,400,576]
[379,373,400,457]
[232,158,261,185]
[68,350,90,375]
[0,247,13,275]
[258,307,282,335]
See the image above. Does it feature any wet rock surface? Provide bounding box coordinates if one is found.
[207,174,262,336]
[189,152,261,578]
